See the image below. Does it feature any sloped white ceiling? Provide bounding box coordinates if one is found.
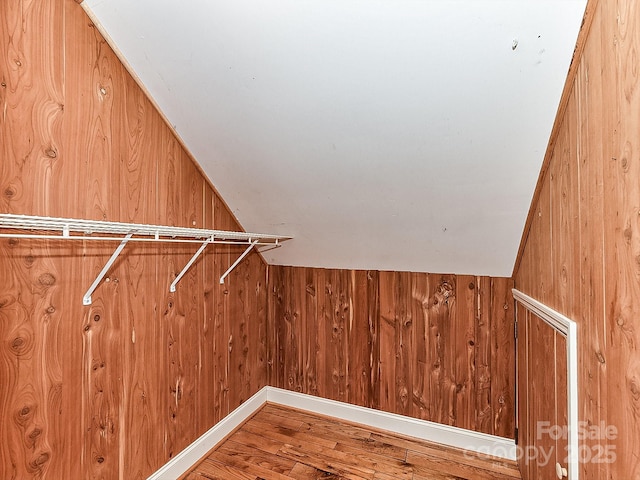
[83,0,586,277]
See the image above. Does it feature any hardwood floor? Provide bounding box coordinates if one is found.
[183,404,522,480]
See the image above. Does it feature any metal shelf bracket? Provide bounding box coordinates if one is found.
[83,233,133,305]
[220,240,259,284]
[169,238,212,293]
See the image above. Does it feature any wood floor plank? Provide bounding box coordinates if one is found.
[277,442,374,480]
[253,408,307,430]
[288,462,344,479]
[214,439,295,474]
[334,437,407,462]
[242,421,338,450]
[331,442,412,479]
[263,404,373,441]
[370,432,520,478]
[230,427,285,454]
[192,457,258,479]
[407,450,517,480]
[185,404,522,480]
[410,471,463,480]
[207,450,294,480]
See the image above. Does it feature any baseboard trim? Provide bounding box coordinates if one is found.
[266,387,516,461]
[148,386,516,479]
[147,388,267,480]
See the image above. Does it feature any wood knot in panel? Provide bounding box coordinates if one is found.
[28,452,50,473]
[621,155,628,171]
[628,376,640,403]
[91,360,105,371]
[0,294,15,309]
[10,332,32,356]
[16,405,34,425]
[37,273,56,286]
[4,185,17,199]
[26,428,42,448]
[438,281,454,298]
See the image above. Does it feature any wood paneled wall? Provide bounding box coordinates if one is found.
[516,304,569,479]
[0,1,267,478]
[267,266,515,439]
[514,0,640,477]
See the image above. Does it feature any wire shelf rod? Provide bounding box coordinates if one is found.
[0,214,290,244]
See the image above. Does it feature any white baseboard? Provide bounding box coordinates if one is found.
[266,387,517,461]
[147,388,267,480]
[148,386,516,479]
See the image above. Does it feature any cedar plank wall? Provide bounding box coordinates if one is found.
[514,0,640,478]
[0,0,267,478]
[268,266,515,439]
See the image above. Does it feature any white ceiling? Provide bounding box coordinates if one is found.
[83,0,586,277]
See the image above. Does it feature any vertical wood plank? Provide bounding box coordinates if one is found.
[555,332,569,477]
[576,6,607,478]
[427,274,456,425]
[304,267,319,397]
[602,1,640,477]
[347,270,375,409]
[367,270,380,411]
[314,268,328,400]
[0,1,68,479]
[378,271,397,414]
[411,273,430,420]
[526,315,557,479]
[64,2,129,476]
[490,277,515,439]
[475,276,493,434]
[201,187,218,429]
[267,265,285,390]
[0,0,64,217]
[396,272,412,416]
[118,72,165,479]
[516,306,530,480]
[327,269,349,403]
[157,134,205,459]
[282,266,303,392]
[550,86,580,321]
[454,275,476,431]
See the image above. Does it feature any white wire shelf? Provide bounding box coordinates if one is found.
[0,214,292,304]
[0,213,288,244]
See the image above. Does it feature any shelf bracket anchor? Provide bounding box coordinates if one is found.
[220,240,259,284]
[83,232,133,305]
[169,238,212,293]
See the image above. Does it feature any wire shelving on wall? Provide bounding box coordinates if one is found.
[0,214,291,305]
